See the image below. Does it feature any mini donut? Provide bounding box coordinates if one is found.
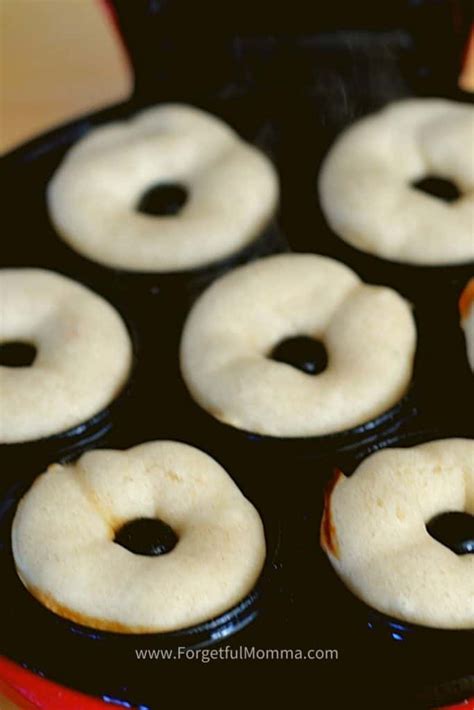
[12,441,266,633]
[318,99,474,265]
[460,278,474,371]
[47,104,279,273]
[321,439,474,629]
[180,253,416,438]
[0,269,132,444]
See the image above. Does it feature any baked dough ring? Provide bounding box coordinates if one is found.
[47,104,279,272]
[0,269,132,444]
[12,441,266,633]
[321,439,474,629]
[318,99,474,265]
[180,253,416,437]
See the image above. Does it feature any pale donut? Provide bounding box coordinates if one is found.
[180,253,416,437]
[460,279,474,371]
[318,99,474,265]
[0,269,132,444]
[47,104,279,272]
[321,439,474,629]
[12,441,266,633]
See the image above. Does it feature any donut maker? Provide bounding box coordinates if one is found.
[1,1,473,708]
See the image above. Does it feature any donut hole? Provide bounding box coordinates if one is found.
[412,176,461,203]
[270,336,328,375]
[0,341,37,368]
[114,517,178,557]
[136,183,188,216]
[426,511,474,556]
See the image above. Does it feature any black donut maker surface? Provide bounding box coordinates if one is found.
[1,1,473,708]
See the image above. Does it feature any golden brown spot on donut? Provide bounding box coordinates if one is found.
[208,406,225,420]
[22,579,155,633]
[320,468,342,558]
[143,462,159,476]
[396,507,406,522]
[165,470,182,483]
[459,278,474,320]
